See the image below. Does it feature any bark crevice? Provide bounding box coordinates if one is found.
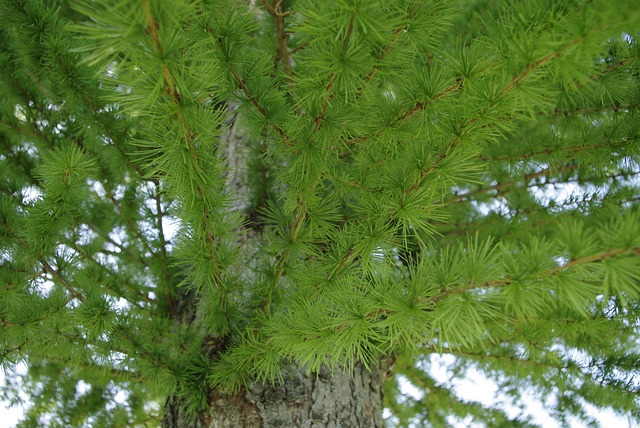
[192,363,385,428]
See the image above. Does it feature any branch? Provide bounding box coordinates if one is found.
[450,166,638,205]
[261,0,293,78]
[201,13,294,146]
[41,259,85,302]
[108,191,155,255]
[480,137,634,163]
[260,206,308,313]
[1,269,46,292]
[226,56,294,147]
[66,240,154,305]
[451,163,578,202]
[313,13,356,132]
[343,80,462,147]
[1,340,28,359]
[359,1,424,89]
[547,247,638,275]
[141,0,223,293]
[428,246,639,304]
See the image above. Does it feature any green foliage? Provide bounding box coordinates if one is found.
[1,0,639,426]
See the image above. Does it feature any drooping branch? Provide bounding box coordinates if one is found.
[140,0,224,292]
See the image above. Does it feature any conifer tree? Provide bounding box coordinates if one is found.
[1,0,639,426]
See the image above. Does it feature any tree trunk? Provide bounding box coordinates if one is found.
[162,363,385,428]
[160,108,386,427]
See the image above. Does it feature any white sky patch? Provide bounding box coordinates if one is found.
[76,223,99,246]
[472,198,510,217]
[114,297,131,313]
[55,244,79,265]
[162,215,180,242]
[106,351,128,367]
[105,386,129,411]
[114,389,128,404]
[95,252,121,272]
[451,367,498,406]
[33,277,55,297]
[15,142,38,157]
[21,185,42,204]
[107,227,125,249]
[397,375,425,401]
[529,181,594,212]
[144,401,161,413]
[113,184,127,200]
[0,363,30,427]
[76,380,91,397]
[90,180,107,198]
[106,62,118,78]
[419,353,640,428]
[14,104,27,121]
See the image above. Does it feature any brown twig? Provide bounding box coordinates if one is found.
[261,0,293,78]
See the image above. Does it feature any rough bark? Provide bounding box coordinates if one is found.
[162,363,385,428]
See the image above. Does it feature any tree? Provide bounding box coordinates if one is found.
[1,0,639,426]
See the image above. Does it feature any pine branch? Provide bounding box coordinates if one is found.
[261,0,293,79]
[450,167,638,206]
[85,222,144,265]
[450,164,579,202]
[41,258,85,302]
[546,104,639,117]
[261,207,308,313]
[1,269,45,292]
[480,137,634,163]
[107,191,153,253]
[497,50,561,99]
[0,340,28,359]
[574,58,632,90]
[428,246,640,303]
[46,40,144,177]
[0,138,39,185]
[343,80,462,147]
[547,247,639,275]
[0,118,42,142]
[5,53,152,276]
[140,0,224,292]
[140,0,179,103]
[204,23,294,147]
[361,13,412,85]
[313,13,355,131]
[65,240,154,305]
[347,35,579,189]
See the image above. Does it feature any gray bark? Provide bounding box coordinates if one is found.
[162,363,385,428]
